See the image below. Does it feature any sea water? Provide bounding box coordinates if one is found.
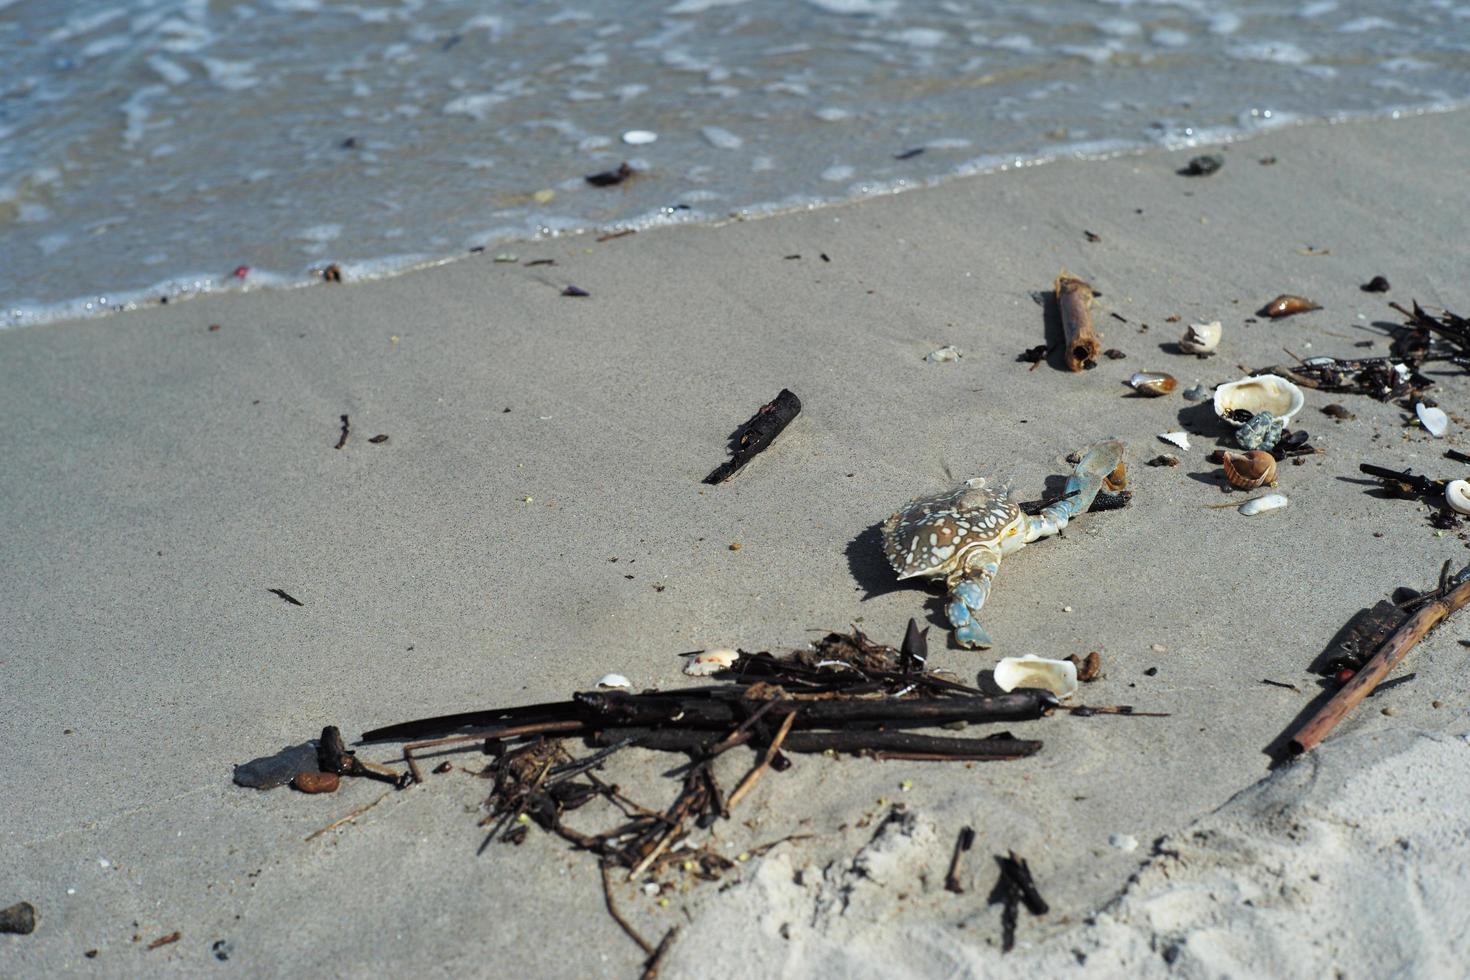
[2,0,1467,326]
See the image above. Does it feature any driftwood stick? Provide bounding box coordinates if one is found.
[726,711,798,811]
[1290,574,1470,754]
[704,388,802,484]
[1055,273,1101,371]
[593,727,1044,760]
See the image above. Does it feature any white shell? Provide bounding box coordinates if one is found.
[1238,493,1289,516]
[1159,431,1191,451]
[1179,320,1222,354]
[993,655,1078,699]
[926,345,962,363]
[596,673,632,689]
[621,130,658,145]
[1446,480,1470,515]
[1417,402,1448,438]
[1214,375,1305,427]
[683,649,739,677]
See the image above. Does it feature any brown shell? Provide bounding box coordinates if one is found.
[1260,294,1321,318]
[1223,450,1277,489]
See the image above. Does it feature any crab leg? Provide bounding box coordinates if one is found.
[1023,439,1124,543]
[946,562,998,649]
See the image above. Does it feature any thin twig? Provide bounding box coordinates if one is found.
[726,710,798,812]
[601,863,653,955]
[305,791,391,842]
[640,927,679,980]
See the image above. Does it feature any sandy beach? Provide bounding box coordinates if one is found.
[4,111,1470,977]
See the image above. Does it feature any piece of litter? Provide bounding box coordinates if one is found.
[1239,493,1289,516]
[1417,402,1448,438]
[926,345,962,363]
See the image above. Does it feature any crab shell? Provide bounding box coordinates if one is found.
[882,478,1027,582]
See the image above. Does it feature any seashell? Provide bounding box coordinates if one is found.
[1260,294,1321,318]
[1236,411,1284,451]
[1446,480,1470,516]
[683,649,740,677]
[1158,431,1191,451]
[993,655,1078,699]
[596,673,632,689]
[1182,383,1208,402]
[926,345,961,363]
[1214,374,1305,426]
[1222,450,1277,489]
[1417,402,1448,438]
[1128,371,1177,396]
[1179,321,1221,354]
[1238,493,1289,516]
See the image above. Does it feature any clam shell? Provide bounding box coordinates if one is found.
[1260,294,1321,318]
[993,655,1078,699]
[1158,431,1191,451]
[596,673,632,689]
[1179,320,1221,354]
[683,649,740,677]
[1446,480,1470,516]
[1214,374,1304,426]
[1238,493,1289,516]
[1223,450,1277,489]
[1128,371,1177,396]
[1417,402,1448,438]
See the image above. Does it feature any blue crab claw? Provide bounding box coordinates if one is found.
[946,574,994,649]
[1027,439,1125,541]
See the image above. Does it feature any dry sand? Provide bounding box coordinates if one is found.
[3,111,1470,977]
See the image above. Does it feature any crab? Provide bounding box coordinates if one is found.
[881,439,1125,649]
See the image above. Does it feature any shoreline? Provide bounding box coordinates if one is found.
[7,103,1465,332]
[3,109,1470,976]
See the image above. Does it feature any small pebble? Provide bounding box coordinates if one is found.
[729,542,742,551]
[1144,667,1158,677]
[292,771,341,794]
[1182,384,1208,402]
[1150,644,1166,653]
[1381,707,1396,717]
[1433,700,1444,709]
[1062,605,1073,613]
[622,130,658,145]
[0,901,38,935]
[212,940,233,962]
[1109,834,1138,852]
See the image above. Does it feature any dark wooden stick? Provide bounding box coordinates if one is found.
[1055,273,1101,371]
[704,388,801,484]
[1290,574,1470,754]
[998,851,1049,916]
[944,826,976,893]
[593,728,1044,759]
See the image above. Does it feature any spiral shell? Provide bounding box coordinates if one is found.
[1223,450,1277,489]
[1179,320,1221,354]
[1446,480,1470,516]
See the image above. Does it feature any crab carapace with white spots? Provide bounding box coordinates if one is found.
[882,439,1125,649]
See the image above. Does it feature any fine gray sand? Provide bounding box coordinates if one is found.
[4,111,1470,977]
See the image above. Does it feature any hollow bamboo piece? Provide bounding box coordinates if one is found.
[1055,273,1101,371]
